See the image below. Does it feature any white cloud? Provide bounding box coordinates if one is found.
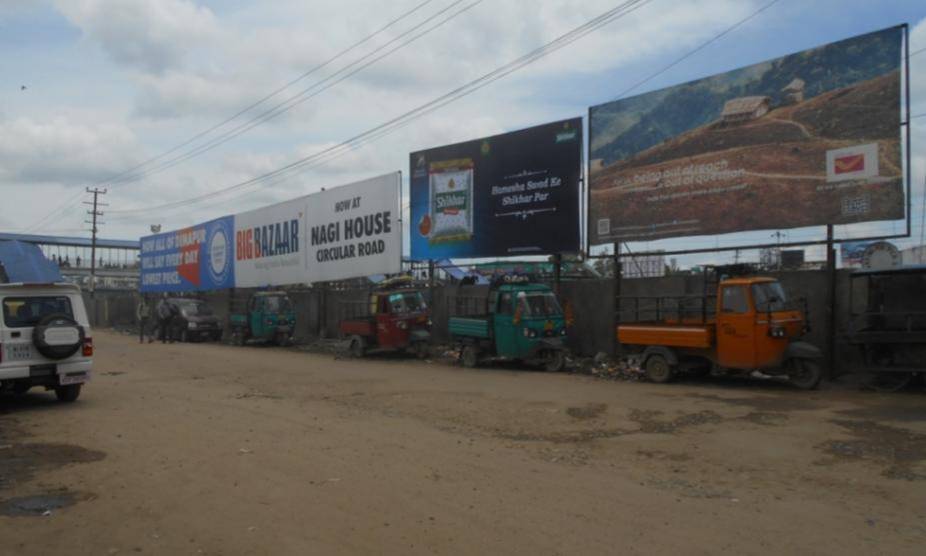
[55,0,219,74]
[0,116,142,185]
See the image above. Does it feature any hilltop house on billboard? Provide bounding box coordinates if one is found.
[721,96,771,123]
[782,78,806,104]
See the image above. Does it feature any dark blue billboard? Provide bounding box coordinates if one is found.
[409,118,582,260]
[140,216,235,293]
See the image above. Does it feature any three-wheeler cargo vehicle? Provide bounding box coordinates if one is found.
[449,275,567,372]
[618,272,823,389]
[230,291,296,346]
[339,277,431,358]
[844,265,926,391]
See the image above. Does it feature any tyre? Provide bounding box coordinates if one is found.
[55,384,81,403]
[543,350,566,372]
[645,353,674,383]
[349,336,366,358]
[868,372,914,393]
[787,358,823,390]
[461,345,480,368]
[32,313,84,360]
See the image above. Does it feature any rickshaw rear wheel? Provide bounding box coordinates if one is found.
[868,372,915,393]
[787,358,822,390]
[543,350,565,372]
[645,354,674,384]
[461,345,480,368]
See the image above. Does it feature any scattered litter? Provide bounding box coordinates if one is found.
[327,478,341,483]
[568,353,645,381]
[238,448,252,455]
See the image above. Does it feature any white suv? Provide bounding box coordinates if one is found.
[0,283,92,402]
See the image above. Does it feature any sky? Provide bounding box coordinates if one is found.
[1,0,925,267]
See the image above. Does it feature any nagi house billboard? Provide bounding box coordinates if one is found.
[589,26,905,245]
[409,118,582,260]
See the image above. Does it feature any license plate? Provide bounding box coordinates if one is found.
[59,373,88,385]
[5,344,32,361]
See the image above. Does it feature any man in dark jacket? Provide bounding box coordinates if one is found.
[156,295,173,343]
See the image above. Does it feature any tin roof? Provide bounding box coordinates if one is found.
[0,232,139,250]
[721,96,770,117]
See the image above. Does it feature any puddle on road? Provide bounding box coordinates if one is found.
[820,419,926,481]
[0,491,89,517]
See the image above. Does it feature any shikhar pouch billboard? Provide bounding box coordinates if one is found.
[409,118,582,259]
[588,26,905,244]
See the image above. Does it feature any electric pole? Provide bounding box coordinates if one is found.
[84,187,107,297]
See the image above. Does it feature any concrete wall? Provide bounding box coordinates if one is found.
[83,269,857,371]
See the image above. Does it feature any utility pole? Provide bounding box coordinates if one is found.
[84,187,107,297]
[770,231,787,270]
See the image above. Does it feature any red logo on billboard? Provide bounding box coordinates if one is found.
[834,154,865,175]
[177,243,200,286]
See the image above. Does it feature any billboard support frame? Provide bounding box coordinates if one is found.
[587,24,912,259]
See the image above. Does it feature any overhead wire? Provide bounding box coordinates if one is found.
[104,0,478,188]
[25,0,441,232]
[109,0,656,219]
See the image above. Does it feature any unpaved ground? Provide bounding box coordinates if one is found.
[1,331,925,555]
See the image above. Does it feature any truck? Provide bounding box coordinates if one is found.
[617,271,823,389]
[229,291,296,346]
[339,277,431,358]
[449,275,567,372]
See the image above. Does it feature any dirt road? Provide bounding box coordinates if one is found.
[2,331,925,555]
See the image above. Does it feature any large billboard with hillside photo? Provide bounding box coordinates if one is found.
[588,26,905,245]
[409,118,582,259]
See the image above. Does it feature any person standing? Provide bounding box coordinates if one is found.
[136,295,152,343]
[156,295,173,343]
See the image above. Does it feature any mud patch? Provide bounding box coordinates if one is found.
[499,428,630,444]
[566,403,607,420]
[837,405,926,423]
[629,409,724,434]
[234,391,283,400]
[0,490,92,517]
[686,393,816,412]
[636,450,692,463]
[0,443,106,491]
[647,477,733,499]
[819,420,926,481]
[738,412,789,426]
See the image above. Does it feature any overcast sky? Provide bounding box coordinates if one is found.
[1,0,925,264]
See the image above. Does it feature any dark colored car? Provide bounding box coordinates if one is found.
[168,298,222,342]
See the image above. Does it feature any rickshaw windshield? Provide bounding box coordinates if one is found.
[752,282,788,312]
[519,292,562,317]
[264,296,291,313]
[387,292,427,314]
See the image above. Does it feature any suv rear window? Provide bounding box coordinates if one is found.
[3,296,74,328]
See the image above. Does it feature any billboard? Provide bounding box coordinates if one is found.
[589,26,905,245]
[140,173,401,292]
[235,173,401,286]
[140,216,235,292]
[409,118,582,259]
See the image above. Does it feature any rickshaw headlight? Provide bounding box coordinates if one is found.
[768,326,786,338]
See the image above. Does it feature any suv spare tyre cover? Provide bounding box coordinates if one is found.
[32,313,84,360]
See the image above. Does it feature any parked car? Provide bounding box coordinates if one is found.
[167,297,222,342]
[0,282,93,402]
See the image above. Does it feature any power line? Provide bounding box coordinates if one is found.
[110,0,655,218]
[94,0,440,189]
[26,0,440,232]
[609,0,781,101]
[103,0,478,188]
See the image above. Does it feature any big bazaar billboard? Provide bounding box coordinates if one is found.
[588,26,906,244]
[140,172,402,292]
